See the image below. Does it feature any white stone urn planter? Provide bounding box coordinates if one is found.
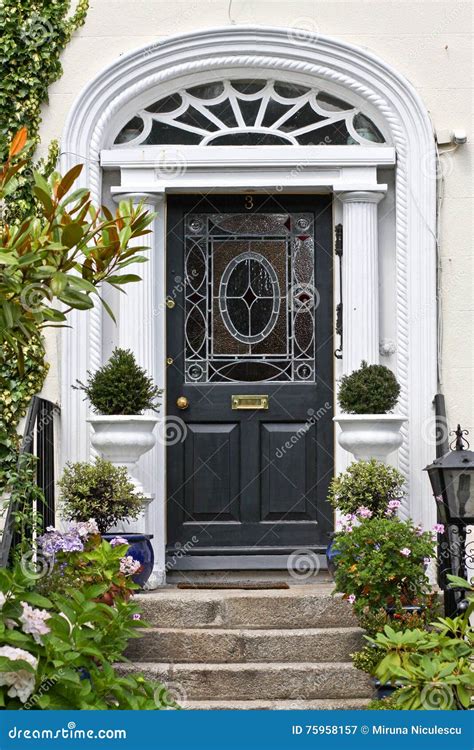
[87,415,158,498]
[334,414,408,462]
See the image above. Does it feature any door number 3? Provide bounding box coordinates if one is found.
[245,195,254,210]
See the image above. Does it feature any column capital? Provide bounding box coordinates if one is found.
[337,190,386,205]
[111,189,165,206]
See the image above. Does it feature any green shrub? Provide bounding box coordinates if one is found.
[333,517,435,615]
[76,348,162,415]
[338,360,400,414]
[352,645,382,675]
[366,695,401,710]
[328,459,405,518]
[59,457,143,534]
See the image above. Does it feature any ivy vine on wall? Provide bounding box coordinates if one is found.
[0,1,89,502]
[0,0,89,221]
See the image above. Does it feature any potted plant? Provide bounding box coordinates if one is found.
[332,516,436,616]
[58,457,154,587]
[76,348,163,497]
[326,459,406,575]
[333,361,407,462]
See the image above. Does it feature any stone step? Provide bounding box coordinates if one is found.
[118,662,373,701]
[183,698,371,710]
[136,585,357,629]
[126,627,364,663]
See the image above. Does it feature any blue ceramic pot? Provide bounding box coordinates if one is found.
[326,535,340,580]
[103,533,154,588]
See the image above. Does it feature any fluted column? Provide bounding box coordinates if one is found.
[113,190,166,586]
[338,191,385,374]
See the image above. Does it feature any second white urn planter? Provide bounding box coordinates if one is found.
[334,414,407,462]
[88,415,159,498]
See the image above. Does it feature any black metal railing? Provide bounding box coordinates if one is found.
[0,396,58,566]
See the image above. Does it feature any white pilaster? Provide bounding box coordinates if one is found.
[112,190,167,586]
[338,191,386,375]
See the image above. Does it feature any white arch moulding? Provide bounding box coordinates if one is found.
[61,26,437,577]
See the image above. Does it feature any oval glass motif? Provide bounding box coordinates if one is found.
[219,252,280,345]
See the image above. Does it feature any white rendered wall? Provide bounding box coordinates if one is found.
[37,0,473,463]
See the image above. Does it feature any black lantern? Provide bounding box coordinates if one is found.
[425,425,474,615]
[425,425,474,524]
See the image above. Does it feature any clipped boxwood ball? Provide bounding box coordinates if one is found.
[338,360,400,414]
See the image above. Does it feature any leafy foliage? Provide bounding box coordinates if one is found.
[338,360,400,414]
[366,613,474,710]
[0,335,48,499]
[0,0,89,221]
[59,458,143,534]
[333,517,435,615]
[1,133,155,352]
[0,544,174,709]
[328,459,405,517]
[76,348,163,415]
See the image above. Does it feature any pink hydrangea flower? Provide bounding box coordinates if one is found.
[400,547,411,557]
[433,523,445,534]
[120,556,141,576]
[347,594,356,604]
[110,537,129,548]
[356,506,372,519]
[19,603,51,644]
[385,499,402,516]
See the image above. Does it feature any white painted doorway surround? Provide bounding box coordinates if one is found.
[61,27,437,586]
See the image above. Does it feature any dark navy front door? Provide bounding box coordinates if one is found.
[166,194,333,556]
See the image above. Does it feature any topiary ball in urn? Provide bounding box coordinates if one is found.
[334,361,406,462]
[76,347,162,415]
[338,361,400,415]
[78,349,163,498]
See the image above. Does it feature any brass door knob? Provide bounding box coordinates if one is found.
[176,396,189,410]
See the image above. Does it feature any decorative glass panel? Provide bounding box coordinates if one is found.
[184,213,316,384]
[114,79,386,147]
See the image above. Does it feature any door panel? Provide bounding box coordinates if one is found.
[184,424,240,522]
[261,423,317,522]
[166,194,333,556]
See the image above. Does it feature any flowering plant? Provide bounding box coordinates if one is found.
[36,521,141,602]
[332,517,436,615]
[328,459,405,518]
[0,542,171,709]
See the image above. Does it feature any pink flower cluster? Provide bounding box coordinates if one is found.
[119,556,141,576]
[400,547,411,557]
[385,499,402,516]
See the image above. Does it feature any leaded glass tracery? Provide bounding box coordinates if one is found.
[114,79,385,147]
[184,212,317,384]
